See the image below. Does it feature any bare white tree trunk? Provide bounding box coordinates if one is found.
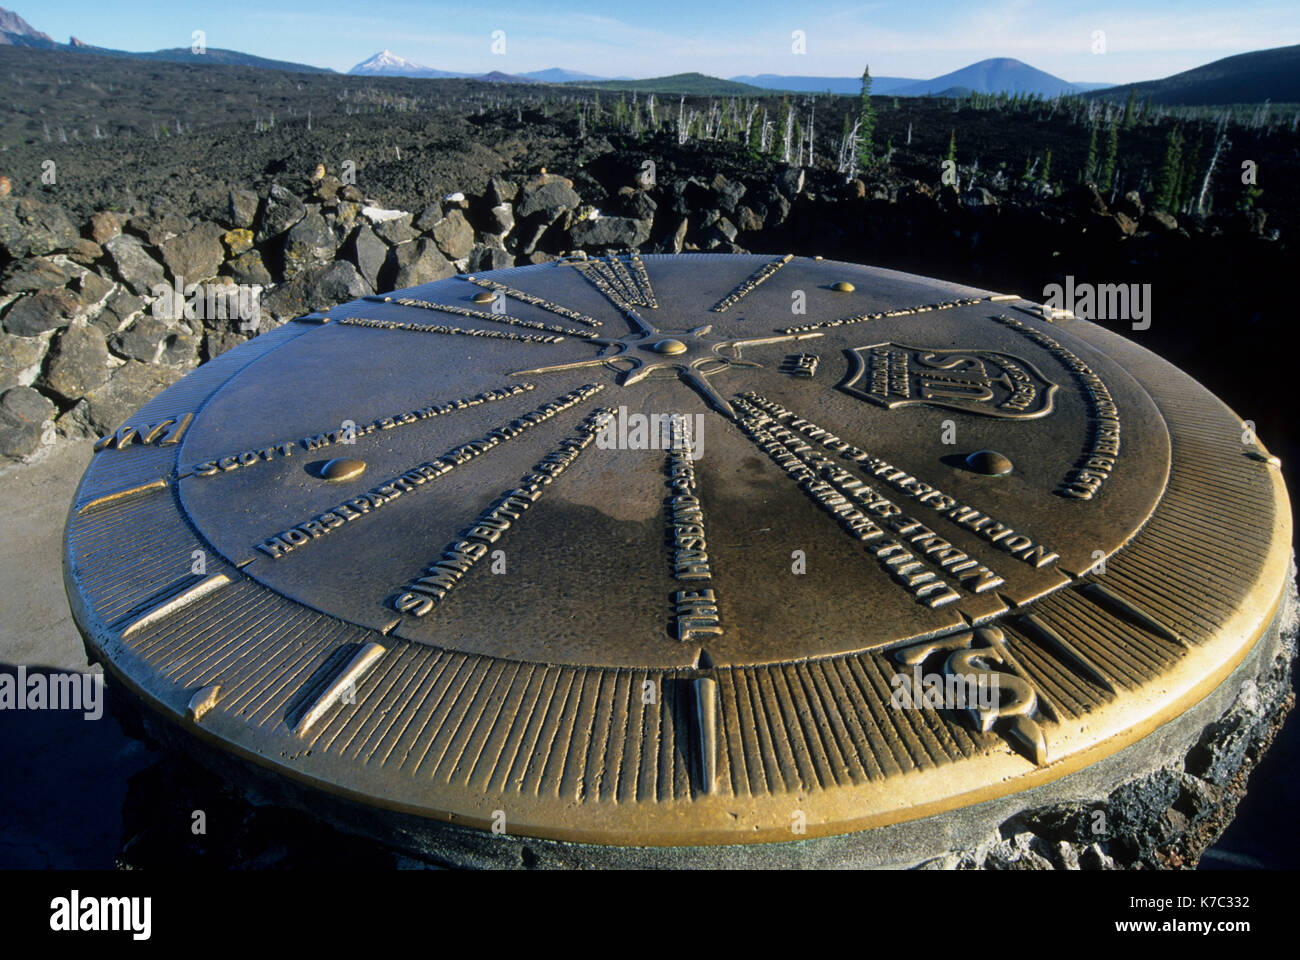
[1196,127,1229,216]
[808,106,815,167]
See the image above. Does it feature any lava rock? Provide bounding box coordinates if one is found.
[256,184,307,243]
[70,361,186,435]
[467,243,512,272]
[74,271,114,306]
[570,215,651,249]
[262,261,369,321]
[766,194,791,226]
[88,211,123,245]
[105,234,166,296]
[282,211,339,279]
[706,217,738,247]
[517,219,554,257]
[228,188,260,229]
[413,202,444,233]
[221,229,253,257]
[227,250,274,287]
[0,197,79,258]
[516,173,581,219]
[129,210,192,247]
[110,314,198,365]
[430,210,475,261]
[775,168,806,200]
[1,259,71,295]
[1143,211,1179,232]
[616,186,657,221]
[388,239,456,289]
[93,289,145,335]
[158,225,225,283]
[710,173,747,213]
[202,329,250,361]
[0,386,55,460]
[0,332,46,392]
[2,288,81,337]
[1116,190,1145,220]
[372,213,416,245]
[43,321,111,401]
[331,203,363,237]
[343,224,388,292]
[65,238,104,266]
[485,203,515,239]
[486,177,518,206]
[736,206,764,232]
[313,175,343,204]
[667,217,688,254]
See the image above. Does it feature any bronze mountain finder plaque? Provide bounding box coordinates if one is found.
[63,254,1292,862]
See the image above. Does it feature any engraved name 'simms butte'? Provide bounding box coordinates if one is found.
[740,392,1061,570]
[391,406,613,615]
[188,384,534,478]
[253,384,604,559]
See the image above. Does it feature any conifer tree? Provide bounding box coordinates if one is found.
[1083,122,1098,182]
[1122,88,1138,129]
[857,64,876,169]
[1100,120,1119,190]
[1155,125,1185,211]
[1179,131,1204,212]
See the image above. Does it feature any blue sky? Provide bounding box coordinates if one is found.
[25,0,1300,81]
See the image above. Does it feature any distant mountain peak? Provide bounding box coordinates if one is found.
[352,50,425,71]
[478,70,536,84]
[892,58,1080,97]
[0,5,55,46]
[347,49,465,78]
[522,67,610,83]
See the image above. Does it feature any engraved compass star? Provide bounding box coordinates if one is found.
[511,307,821,419]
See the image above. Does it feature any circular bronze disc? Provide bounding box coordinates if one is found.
[64,254,1291,851]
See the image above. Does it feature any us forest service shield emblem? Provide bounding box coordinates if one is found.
[841,343,1059,419]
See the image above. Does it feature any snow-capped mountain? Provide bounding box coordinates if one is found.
[347,50,467,78]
